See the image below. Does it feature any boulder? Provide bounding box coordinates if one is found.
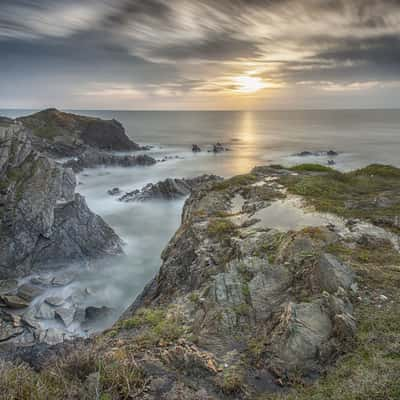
[0,318,24,342]
[313,253,355,293]
[45,296,65,307]
[192,144,201,152]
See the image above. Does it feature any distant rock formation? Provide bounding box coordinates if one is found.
[118,175,223,202]
[294,150,339,157]
[63,149,157,173]
[17,108,146,157]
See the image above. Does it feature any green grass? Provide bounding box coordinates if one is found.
[212,173,257,191]
[280,164,400,223]
[207,218,237,238]
[290,163,335,173]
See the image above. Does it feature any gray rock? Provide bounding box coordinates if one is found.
[35,302,55,320]
[1,295,29,309]
[107,187,121,196]
[84,306,113,323]
[119,175,222,202]
[51,274,76,287]
[36,327,65,345]
[17,284,44,302]
[192,144,201,152]
[45,296,64,307]
[0,279,18,295]
[63,149,156,173]
[0,122,124,279]
[314,253,355,293]
[0,319,24,342]
[55,307,75,327]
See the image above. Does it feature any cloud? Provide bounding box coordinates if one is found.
[1,0,400,108]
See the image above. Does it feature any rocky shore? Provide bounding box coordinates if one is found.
[1,162,399,399]
[0,120,124,348]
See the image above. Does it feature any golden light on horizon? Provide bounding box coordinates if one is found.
[233,75,267,93]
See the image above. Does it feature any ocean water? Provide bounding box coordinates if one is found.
[2,109,400,334]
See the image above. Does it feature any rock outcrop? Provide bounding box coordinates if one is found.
[63,148,156,173]
[17,108,145,157]
[0,121,123,278]
[119,174,223,202]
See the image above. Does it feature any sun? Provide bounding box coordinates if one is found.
[233,75,267,93]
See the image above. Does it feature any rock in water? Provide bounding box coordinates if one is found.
[44,297,64,307]
[119,175,222,202]
[0,122,124,279]
[17,284,44,302]
[35,303,55,320]
[17,108,144,157]
[63,149,157,173]
[84,306,113,323]
[55,307,75,327]
[192,144,201,152]
[107,187,121,196]
[1,295,29,309]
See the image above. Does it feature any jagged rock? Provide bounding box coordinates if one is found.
[55,307,75,327]
[0,123,124,279]
[192,144,201,152]
[313,253,355,294]
[1,295,29,309]
[36,328,66,345]
[63,149,156,173]
[119,175,222,202]
[0,279,18,295]
[107,187,121,196]
[328,159,336,165]
[35,302,55,320]
[17,284,44,302]
[212,142,228,153]
[45,297,64,307]
[18,108,144,157]
[84,306,113,323]
[0,318,24,342]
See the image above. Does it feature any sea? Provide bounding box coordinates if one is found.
[2,109,400,333]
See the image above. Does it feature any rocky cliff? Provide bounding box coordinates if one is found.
[17,108,145,157]
[0,121,123,279]
[1,163,400,400]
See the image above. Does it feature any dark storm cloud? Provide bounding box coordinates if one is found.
[1,0,400,108]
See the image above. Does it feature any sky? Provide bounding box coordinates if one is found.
[1,0,400,110]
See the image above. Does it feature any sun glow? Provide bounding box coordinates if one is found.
[233,75,267,93]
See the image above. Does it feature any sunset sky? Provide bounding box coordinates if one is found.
[1,0,400,110]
